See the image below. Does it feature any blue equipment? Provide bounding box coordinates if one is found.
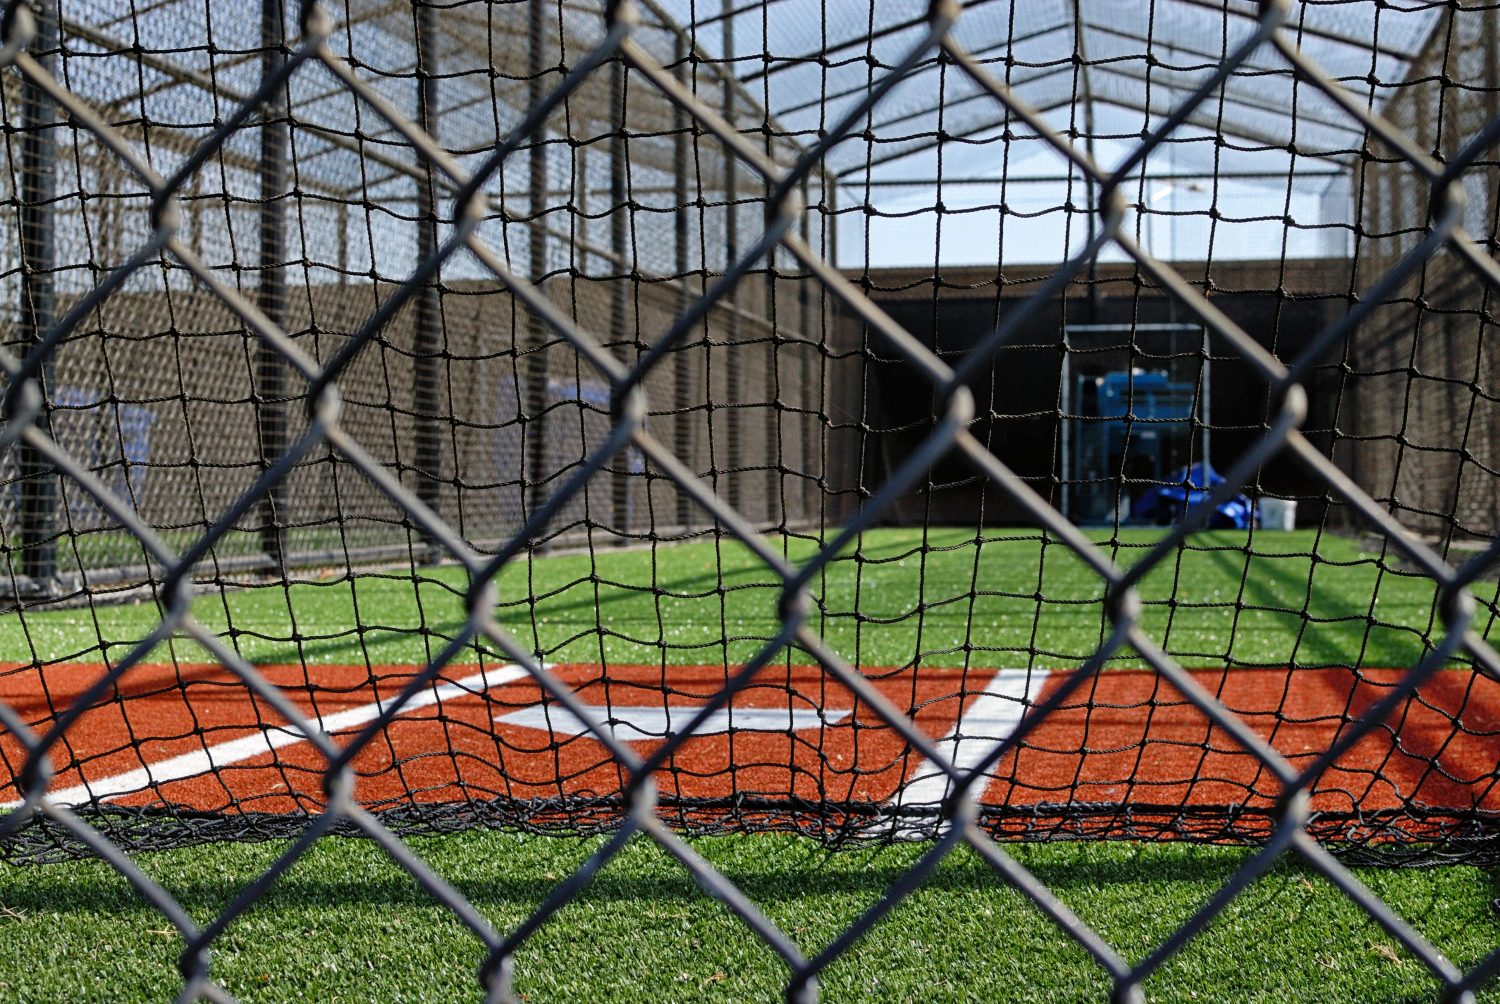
[1129,461,1254,529]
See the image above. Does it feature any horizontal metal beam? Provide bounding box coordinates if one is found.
[773,21,1073,120]
[1173,0,1422,64]
[694,0,793,31]
[636,0,818,173]
[740,0,1018,84]
[822,44,1353,179]
[855,63,1075,140]
[1085,60,1360,139]
[774,7,1416,168]
[851,168,1341,188]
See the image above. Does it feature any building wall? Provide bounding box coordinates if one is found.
[857,260,1353,527]
[2,272,864,584]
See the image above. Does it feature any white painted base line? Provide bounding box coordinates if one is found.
[495,702,851,741]
[4,662,534,811]
[885,667,1050,839]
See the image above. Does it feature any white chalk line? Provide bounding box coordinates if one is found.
[885,667,1051,837]
[5,663,1049,820]
[3,662,534,810]
[495,702,851,741]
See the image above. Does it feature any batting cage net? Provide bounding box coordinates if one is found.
[1,0,1500,991]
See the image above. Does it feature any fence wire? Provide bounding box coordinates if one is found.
[0,0,1498,1000]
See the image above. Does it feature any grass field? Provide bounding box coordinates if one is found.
[0,835,1495,1002]
[1,527,1485,670]
[0,527,1497,1001]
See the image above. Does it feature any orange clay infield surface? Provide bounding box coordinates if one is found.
[2,660,1496,833]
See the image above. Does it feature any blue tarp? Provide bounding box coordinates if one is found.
[1129,462,1254,529]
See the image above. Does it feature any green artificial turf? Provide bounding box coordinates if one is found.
[0,527,1487,672]
[1,528,1496,1001]
[0,832,1494,1003]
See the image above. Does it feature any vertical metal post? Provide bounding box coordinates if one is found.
[257,0,290,573]
[609,57,632,538]
[672,35,695,529]
[1059,328,1071,520]
[1485,7,1499,532]
[798,176,815,526]
[1199,327,1211,479]
[827,179,838,272]
[762,86,779,525]
[1070,0,1101,325]
[573,142,588,251]
[412,2,445,527]
[1081,114,1100,324]
[1485,7,1500,235]
[16,0,60,594]
[1066,0,1099,521]
[822,174,838,519]
[337,200,349,283]
[523,1,552,529]
[720,3,742,513]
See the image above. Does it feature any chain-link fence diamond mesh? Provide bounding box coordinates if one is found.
[0,0,1499,1000]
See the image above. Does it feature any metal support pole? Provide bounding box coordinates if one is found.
[412,2,445,529]
[16,0,60,595]
[1069,0,1101,324]
[1067,1,1099,519]
[1485,7,1499,533]
[1081,108,1100,322]
[827,179,838,273]
[720,3,742,514]
[523,2,552,530]
[337,200,349,283]
[798,176,815,526]
[1059,329,1071,520]
[609,58,632,539]
[672,35,695,529]
[257,0,290,574]
[822,176,839,519]
[1199,328,1212,478]
[762,87,779,525]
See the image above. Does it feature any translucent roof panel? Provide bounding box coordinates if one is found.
[39,0,1472,271]
[656,0,1455,266]
[703,0,1446,178]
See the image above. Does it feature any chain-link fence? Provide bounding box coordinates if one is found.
[1,0,1499,1000]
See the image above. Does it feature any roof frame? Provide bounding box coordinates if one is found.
[740,0,1012,84]
[772,19,1072,121]
[1087,18,1292,78]
[855,63,1074,140]
[1068,0,1099,222]
[823,7,1382,178]
[744,0,1423,91]
[838,87,1344,178]
[1172,0,1422,63]
[1085,61,1362,140]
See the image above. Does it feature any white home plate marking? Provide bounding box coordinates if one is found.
[496,703,849,742]
[5,663,534,811]
[887,667,1050,835]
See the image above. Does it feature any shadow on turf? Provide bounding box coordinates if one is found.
[0,838,1279,914]
[214,532,934,669]
[2,838,1494,1003]
[1198,540,1433,669]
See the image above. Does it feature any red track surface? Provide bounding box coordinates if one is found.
[0,661,1496,826]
